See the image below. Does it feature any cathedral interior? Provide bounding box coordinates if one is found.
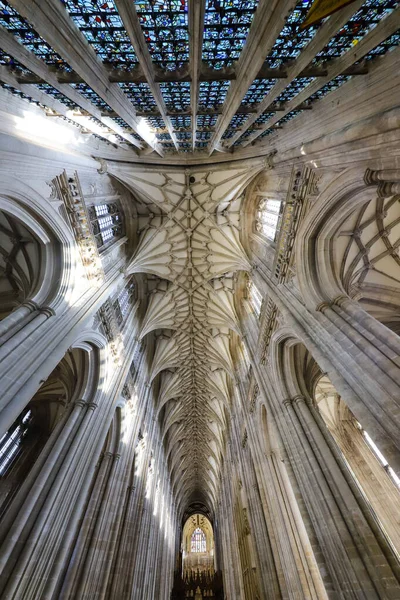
[0,0,400,598]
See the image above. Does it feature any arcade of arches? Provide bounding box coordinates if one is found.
[1,1,400,599]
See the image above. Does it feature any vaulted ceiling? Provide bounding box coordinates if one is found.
[0,0,399,158]
[112,162,263,510]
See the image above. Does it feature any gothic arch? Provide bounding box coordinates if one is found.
[0,180,77,325]
[295,168,378,308]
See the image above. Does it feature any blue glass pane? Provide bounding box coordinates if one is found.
[264,0,317,68]
[61,0,138,69]
[135,0,189,71]
[203,0,258,69]
[37,83,80,109]
[197,114,217,128]
[0,1,72,70]
[241,79,277,106]
[199,80,229,109]
[196,131,212,141]
[119,82,157,111]
[159,81,190,111]
[170,115,191,129]
[312,0,398,65]
[70,83,113,112]
[275,77,314,103]
[145,115,166,130]
[308,74,351,103]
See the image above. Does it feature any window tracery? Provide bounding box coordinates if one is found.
[88,202,123,249]
[247,279,263,317]
[357,424,400,490]
[0,407,33,476]
[113,278,136,326]
[255,198,282,241]
[191,527,206,553]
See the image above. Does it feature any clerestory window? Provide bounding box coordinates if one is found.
[255,198,282,241]
[358,425,400,489]
[0,408,33,476]
[248,280,263,317]
[89,203,123,249]
[113,278,136,326]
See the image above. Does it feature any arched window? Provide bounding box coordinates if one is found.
[357,424,400,489]
[113,278,135,326]
[255,198,282,241]
[191,528,206,553]
[247,279,263,317]
[0,407,33,476]
[88,203,123,250]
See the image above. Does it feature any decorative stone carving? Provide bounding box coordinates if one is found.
[52,171,104,286]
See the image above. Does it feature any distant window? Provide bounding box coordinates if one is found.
[0,408,33,476]
[191,528,206,553]
[113,279,135,326]
[357,424,400,489]
[255,198,282,241]
[248,280,263,317]
[89,203,123,249]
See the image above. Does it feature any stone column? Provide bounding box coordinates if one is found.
[279,394,400,599]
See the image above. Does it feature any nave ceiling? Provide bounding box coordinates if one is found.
[112,162,264,510]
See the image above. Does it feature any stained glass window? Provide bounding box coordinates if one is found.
[0,1,71,70]
[191,527,206,553]
[62,0,138,69]
[202,0,258,69]
[0,407,33,476]
[312,0,398,66]
[256,198,282,241]
[113,278,136,325]
[159,82,190,112]
[71,83,113,113]
[199,80,229,110]
[88,202,123,249]
[119,82,157,112]
[241,79,277,107]
[135,0,189,71]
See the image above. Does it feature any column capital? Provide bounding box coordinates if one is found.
[40,306,56,318]
[282,398,293,407]
[292,394,307,406]
[21,300,40,312]
[87,401,98,411]
[75,399,87,408]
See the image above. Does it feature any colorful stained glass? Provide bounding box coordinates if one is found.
[203,0,258,69]
[275,77,314,104]
[119,82,157,112]
[307,75,351,103]
[135,0,188,71]
[70,83,113,112]
[199,80,229,109]
[264,0,316,68]
[191,527,206,552]
[241,79,277,107]
[159,82,190,111]
[196,131,212,141]
[37,83,80,110]
[175,131,191,140]
[0,1,71,70]
[62,0,138,69]
[312,0,398,65]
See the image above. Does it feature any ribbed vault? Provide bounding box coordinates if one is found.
[115,162,263,510]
